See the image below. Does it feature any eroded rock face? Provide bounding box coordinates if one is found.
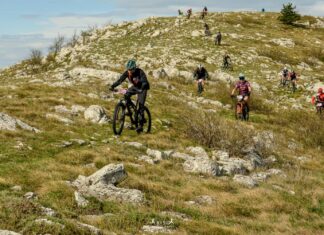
[233,175,259,188]
[0,113,40,133]
[84,105,110,124]
[72,164,144,204]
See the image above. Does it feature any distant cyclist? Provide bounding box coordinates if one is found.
[231,73,252,111]
[281,67,289,85]
[201,6,208,19]
[187,8,192,19]
[312,88,324,105]
[194,64,209,94]
[223,54,231,69]
[109,59,150,133]
[215,31,222,45]
[289,70,298,88]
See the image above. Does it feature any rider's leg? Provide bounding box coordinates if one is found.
[243,96,250,112]
[137,90,147,131]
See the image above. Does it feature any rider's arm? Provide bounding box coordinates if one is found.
[204,69,209,80]
[111,71,128,89]
[231,87,237,96]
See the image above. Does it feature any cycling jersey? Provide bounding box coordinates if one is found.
[235,80,251,96]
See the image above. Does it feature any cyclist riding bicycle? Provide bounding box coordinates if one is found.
[282,67,289,83]
[289,70,297,86]
[312,88,324,105]
[231,73,252,111]
[109,59,150,133]
[201,6,208,19]
[187,8,192,19]
[223,54,231,68]
[216,31,222,45]
[194,64,208,94]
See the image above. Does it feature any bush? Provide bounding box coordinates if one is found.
[184,110,256,156]
[48,34,65,56]
[67,31,78,47]
[28,49,42,66]
[278,3,301,25]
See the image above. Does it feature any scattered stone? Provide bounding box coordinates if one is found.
[183,158,221,176]
[161,211,191,221]
[41,206,57,217]
[75,191,89,207]
[142,225,172,234]
[71,139,87,146]
[11,185,22,191]
[59,141,73,148]
[0,113,40,133]
[0,230,21,235]
[194,195,213,205]
[124,142,144,149]
[270,38,295,48]
[218,158,248,176]
[233,175,259,188]
[72,164,144,204]
[171,152,193,161]
[76,222,102,235]
[253,131,275,151]
[24,192,38,200]
[139,155,158,165]
[147,149,167,161]
[212,150,229,161]
[186,146,209,159]
[84,105,110,124]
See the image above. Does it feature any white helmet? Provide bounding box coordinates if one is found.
[198,64,203,70]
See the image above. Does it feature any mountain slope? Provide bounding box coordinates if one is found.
[0,12,324,234]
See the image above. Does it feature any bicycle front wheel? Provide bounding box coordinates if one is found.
[113,103,126,135]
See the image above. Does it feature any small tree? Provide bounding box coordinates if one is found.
[49,34,65,56]
[29,49,42,65]
[67,31,78,47]
[278,3,301,25]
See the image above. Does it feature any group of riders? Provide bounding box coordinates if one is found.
[108,7,324,133]
[178,6,208,20]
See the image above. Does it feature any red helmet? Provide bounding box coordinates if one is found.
[318,88,323,93]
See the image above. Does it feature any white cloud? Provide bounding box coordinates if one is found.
[301,1,324,16]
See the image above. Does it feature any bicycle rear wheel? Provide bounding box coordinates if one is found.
[112,103,126,135]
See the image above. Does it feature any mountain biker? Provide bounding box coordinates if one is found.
[289,70,298,87]
[231,73,252,111]
[204,23,211,36]
[281,67,289,84]
[215,31,222,45]
[194,64,209,93]
[201,6,208,19]
[223,54,231,69]
[109,59,150,133]
[187,9,192,19]
[178,9,183,16]
[312,88,324,106]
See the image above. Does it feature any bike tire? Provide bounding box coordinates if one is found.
[198,83,203,95]
[112,103,126,135]
[243,105,249,121]
[143,107,152,133]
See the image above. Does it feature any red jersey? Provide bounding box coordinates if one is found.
[235,81,251,96]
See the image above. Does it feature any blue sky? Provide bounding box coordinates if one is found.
[0,0,323,67]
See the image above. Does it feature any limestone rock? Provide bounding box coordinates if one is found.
[142,225,172,234]
[186,146,209,159]
[0,230,21,235]
[183,158,221,176]
[233,175,259,188]
[74,191,89,207]
[84,105,110,124]
[0,113,40,133]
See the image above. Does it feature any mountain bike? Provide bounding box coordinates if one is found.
[232,95,249,121]
[112,89,151,135]
[197,79,205,95]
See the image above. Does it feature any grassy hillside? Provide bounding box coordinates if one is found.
[0,12,324,234]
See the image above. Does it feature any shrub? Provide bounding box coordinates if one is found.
[278,3,301,25]
[184,110,256,156]
[28,49,42,66]
[48,34,65,56]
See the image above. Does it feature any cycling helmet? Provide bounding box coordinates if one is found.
[198,64,203,70]
[126,59,136,70]
[239,73,245,80]
[318,88,323,93]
